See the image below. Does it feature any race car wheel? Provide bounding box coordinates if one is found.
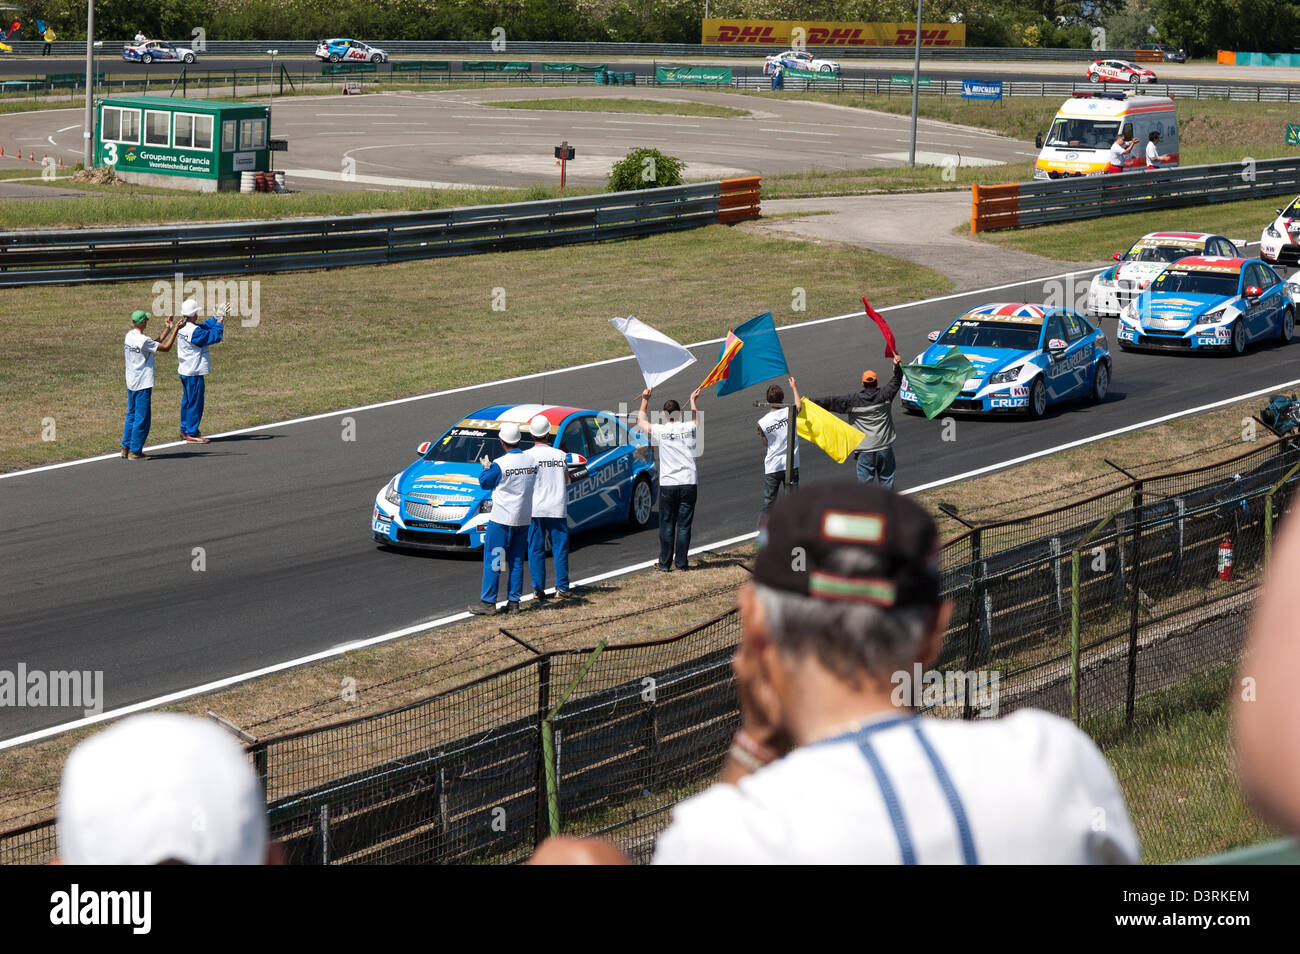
[820,64,833,73]
[1089,361,1110,404]
[184,53,195,64]
[329,52,340,63]
[627,476,654,528]
[1028,377,1049,419]
[141,53,152,64]
[371,54,382,63]
[1088,72,1099,84]
[1280,306,1295,343]
[1230,320,1247,355]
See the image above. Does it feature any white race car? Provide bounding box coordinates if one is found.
[763,50,840,75]
[1086,59,1157,84]
[315,38,388,64]
[1088,231,1239,319]
[121,40,197,64]
[1260,196,1300,267]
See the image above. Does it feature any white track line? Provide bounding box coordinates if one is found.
[0,265,1106,482]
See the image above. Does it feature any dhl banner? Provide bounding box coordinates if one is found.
[702,18,965,47]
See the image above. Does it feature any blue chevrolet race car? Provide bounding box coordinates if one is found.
[372,403,657,552]
[900,303,1111,418]
[1117,256,1298,354]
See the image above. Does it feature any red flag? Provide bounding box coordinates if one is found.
[697,331,744,390]
[863,297,898,359]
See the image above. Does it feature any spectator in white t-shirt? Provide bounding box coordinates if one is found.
[756,376,801,519]
[121,309,180,460]
[134,30,147,45]
[525,414,573,604]
[531,483,1141,865]
[175,298,226,443]
[1106,132,1137,173]
[1144,131,1172,170]
[637,386,701,572]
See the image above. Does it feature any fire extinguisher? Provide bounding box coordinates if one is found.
[1217,534,1234,581]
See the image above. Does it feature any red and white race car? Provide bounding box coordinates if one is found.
[1087,59,1157,84]
[1261,196,1300,266]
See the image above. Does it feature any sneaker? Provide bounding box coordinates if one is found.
[554,589,574,601]
[126,451,148,460]
[120,447,128,458]
[533,590,550,603]
[467,601,497,616]
[506,601,521,614]
[653,563,672,572]
[183,435,211,444]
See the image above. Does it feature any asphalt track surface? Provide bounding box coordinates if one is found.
[4,267,1300,741]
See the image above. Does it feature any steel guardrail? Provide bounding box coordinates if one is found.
[971,158,1300,232]
[0,179,760,287]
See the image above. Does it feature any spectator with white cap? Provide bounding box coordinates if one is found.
[176,297,226,444]
[470,421,538,615]
[532,483,1140,864]
[121,308,181,460]
[526,413,573,605]
[56,713,277,865]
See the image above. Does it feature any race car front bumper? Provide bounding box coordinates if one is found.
[900,383,1031,414]
[371,497,488,551]
[1116,323,1230,351]
[1261,239,1300,267]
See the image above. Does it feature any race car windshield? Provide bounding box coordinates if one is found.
[1046,118,1120,150]
[1126,245,1201,263]
[426,430,535,463]
[1150,270,1240,295]
[942,320,1042,351]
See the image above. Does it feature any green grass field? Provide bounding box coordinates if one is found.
[491,96,749,118]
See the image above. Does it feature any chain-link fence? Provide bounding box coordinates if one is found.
[4,437,1294,865]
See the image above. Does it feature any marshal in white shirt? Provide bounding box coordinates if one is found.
[652,709,1140,864]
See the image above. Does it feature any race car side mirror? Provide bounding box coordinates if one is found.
[1047,338,1068,353]
[927,330,941,341]
[1113,252,1122,261]
[1246,285,1263,299]
[416,441,431,456]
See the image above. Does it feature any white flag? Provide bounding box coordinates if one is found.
[610,316,697,389]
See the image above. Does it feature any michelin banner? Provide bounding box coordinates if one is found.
[702,19,965,47]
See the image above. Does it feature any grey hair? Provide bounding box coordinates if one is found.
[754,582,935,684]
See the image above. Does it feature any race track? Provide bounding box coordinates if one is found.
[4,266,1299,741]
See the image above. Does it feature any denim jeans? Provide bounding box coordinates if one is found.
[528,516,570,593]
[121,388,152,453]
[761,467,799,516]
[658,483,697,569]
[855,446,896,488]
[481,521,529,604]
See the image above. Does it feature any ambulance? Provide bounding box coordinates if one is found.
[1033,92,1178,180]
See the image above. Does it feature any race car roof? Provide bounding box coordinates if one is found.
[458,404,586,432]
[1168,256,1247,272]
[1140,232,1213,243]
[961,303,1047,323]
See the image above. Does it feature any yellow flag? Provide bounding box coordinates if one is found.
[796,399,866,465]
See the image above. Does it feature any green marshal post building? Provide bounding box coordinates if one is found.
[94,96,271,192]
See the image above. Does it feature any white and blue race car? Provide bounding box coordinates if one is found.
[1088,231,1239,319]
[763,50,841,75]
[900,303,1111,418]
[315,38,388,64]
[121,40,197,64]
[372,403,657,552]
[1117,256,1298,354]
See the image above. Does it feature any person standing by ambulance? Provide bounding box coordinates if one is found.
[470,422,538,616]
[176,298,226,443]
[526,414,573,605]
[121,309,181,460]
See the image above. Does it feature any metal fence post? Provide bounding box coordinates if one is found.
[962,528,983,720]
[533,655,551,847]
[1070,548,1081,726]
[1125,481,1144,725]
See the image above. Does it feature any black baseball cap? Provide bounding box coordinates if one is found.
[753,483,941,609]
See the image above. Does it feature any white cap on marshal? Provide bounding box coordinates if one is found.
[57,713,269,865]
[500,422,522,445]
[181,299,201,317]
[528,415,551,439]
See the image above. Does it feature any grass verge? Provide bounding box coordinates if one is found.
[490,96,749,118]
[0,225,949,472]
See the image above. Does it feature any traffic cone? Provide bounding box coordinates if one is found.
[0,145,5,158]
[28,151,34,162]
[57,155,63,168]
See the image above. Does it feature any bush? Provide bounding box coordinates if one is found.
[607,147,684,192]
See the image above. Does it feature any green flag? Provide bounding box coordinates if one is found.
[904,348,976,420]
